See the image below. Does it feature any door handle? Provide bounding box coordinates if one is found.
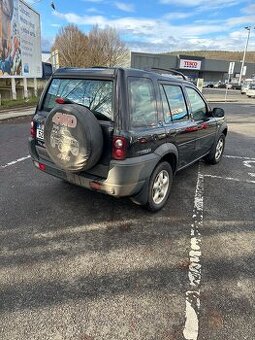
[168,129,177,136]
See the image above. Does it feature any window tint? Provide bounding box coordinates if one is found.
[43,78,113,120]
[163,85,188,122]
[186,87,207,121]
[128,77,157,128]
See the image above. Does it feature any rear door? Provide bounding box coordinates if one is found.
[184,86,217,158]
[159,83,198,168]
[127,77,167,158]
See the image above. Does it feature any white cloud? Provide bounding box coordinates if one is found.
[160,0,240,7]
[54,11,224,36]
[114,2,134,12]
[86,7,101,13]
[242,4,255,14]
[81,0,103,2]
[52,9,255,52]
[163,12,194,20]
[41,37,54,51]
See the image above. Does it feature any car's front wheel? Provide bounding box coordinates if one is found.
[146,162,173,212]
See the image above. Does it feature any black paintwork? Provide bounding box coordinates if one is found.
[30,67,227,196]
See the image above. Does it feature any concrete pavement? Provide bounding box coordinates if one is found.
[0,106,36,121]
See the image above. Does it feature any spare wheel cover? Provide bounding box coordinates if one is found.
[44,104,103,172]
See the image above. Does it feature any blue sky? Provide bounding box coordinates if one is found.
[29,0,255,53]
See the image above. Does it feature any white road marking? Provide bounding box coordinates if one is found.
[248,173,255,178]
[204,174,255,184]
[183,163,204,340]
[224,155,255,161]
[0,155,31,169]
[243,160,255,168]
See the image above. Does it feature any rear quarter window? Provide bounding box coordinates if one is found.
[128,77,157,128]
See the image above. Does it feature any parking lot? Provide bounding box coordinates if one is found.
[0,103,254,340]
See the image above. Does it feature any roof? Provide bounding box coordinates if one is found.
[52,67,190,84]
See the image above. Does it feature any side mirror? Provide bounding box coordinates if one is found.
[212,107,225,118]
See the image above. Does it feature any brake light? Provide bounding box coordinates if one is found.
[55,97,66,104]
[30,120,36,138]
[38,163,46,171]
[112,136,128,160]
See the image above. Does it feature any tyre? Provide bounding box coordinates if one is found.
[205,134,225,165]
[145,162,173,212]
[44,104,103,172]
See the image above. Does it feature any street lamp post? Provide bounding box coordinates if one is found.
[238,26,254,85]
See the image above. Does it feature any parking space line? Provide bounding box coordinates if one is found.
[204,174,255,184]
[224,155,255,161]
[0,155,31,169]
[183,163,204,340]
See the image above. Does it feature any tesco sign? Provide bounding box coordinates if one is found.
[180,59,202,70]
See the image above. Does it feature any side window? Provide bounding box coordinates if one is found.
[163,85,188,122]
[128,77,157,128]
[186,87,207,121]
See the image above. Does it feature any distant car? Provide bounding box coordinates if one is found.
[246,84,255,98]
[217,83,226,89]
[204,82,215,88]
[241,79,255,94]
[230,83,241,90]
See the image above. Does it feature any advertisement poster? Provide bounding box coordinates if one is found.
[0,0,42,78]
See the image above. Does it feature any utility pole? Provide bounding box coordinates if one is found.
[238,26,253,85]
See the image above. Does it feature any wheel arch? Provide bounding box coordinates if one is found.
[154,143,178,174]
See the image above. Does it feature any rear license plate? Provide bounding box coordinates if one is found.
[36,123,44,141]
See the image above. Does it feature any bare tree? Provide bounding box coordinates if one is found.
[52,25,88,67]
[87,25,130,67]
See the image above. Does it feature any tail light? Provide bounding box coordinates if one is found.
[30,120,36,138]
[112,136,128,160]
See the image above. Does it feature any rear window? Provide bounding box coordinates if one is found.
[42,78,113,120]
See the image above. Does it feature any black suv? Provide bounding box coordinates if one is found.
[29,67,227,211]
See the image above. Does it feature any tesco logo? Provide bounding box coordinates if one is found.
[184,61,198,68]
[180,59,201,70]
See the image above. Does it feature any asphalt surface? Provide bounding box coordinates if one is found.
[0,103,255,340]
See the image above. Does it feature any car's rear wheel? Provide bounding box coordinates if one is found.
[145,162,173,212]
[205,133,225,164]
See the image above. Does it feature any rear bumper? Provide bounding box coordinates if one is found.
[29,138,159,197]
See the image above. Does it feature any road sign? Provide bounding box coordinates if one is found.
[228,62,235,75]
[242,66,247,76]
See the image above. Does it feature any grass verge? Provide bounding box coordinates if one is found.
[0,97,39,110]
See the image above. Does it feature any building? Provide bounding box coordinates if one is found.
[131,52,255,84]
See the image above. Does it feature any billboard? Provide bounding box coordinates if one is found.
[179,59,202,70]
[0,0,42,78]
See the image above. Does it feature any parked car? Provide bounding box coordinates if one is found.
[241,79,255,94]
[246,83,255,98]
[29,67,227,211]
[203,82,215,88]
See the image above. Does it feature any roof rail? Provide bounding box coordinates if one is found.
[91,66,110,69]
[148,67,187,80]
